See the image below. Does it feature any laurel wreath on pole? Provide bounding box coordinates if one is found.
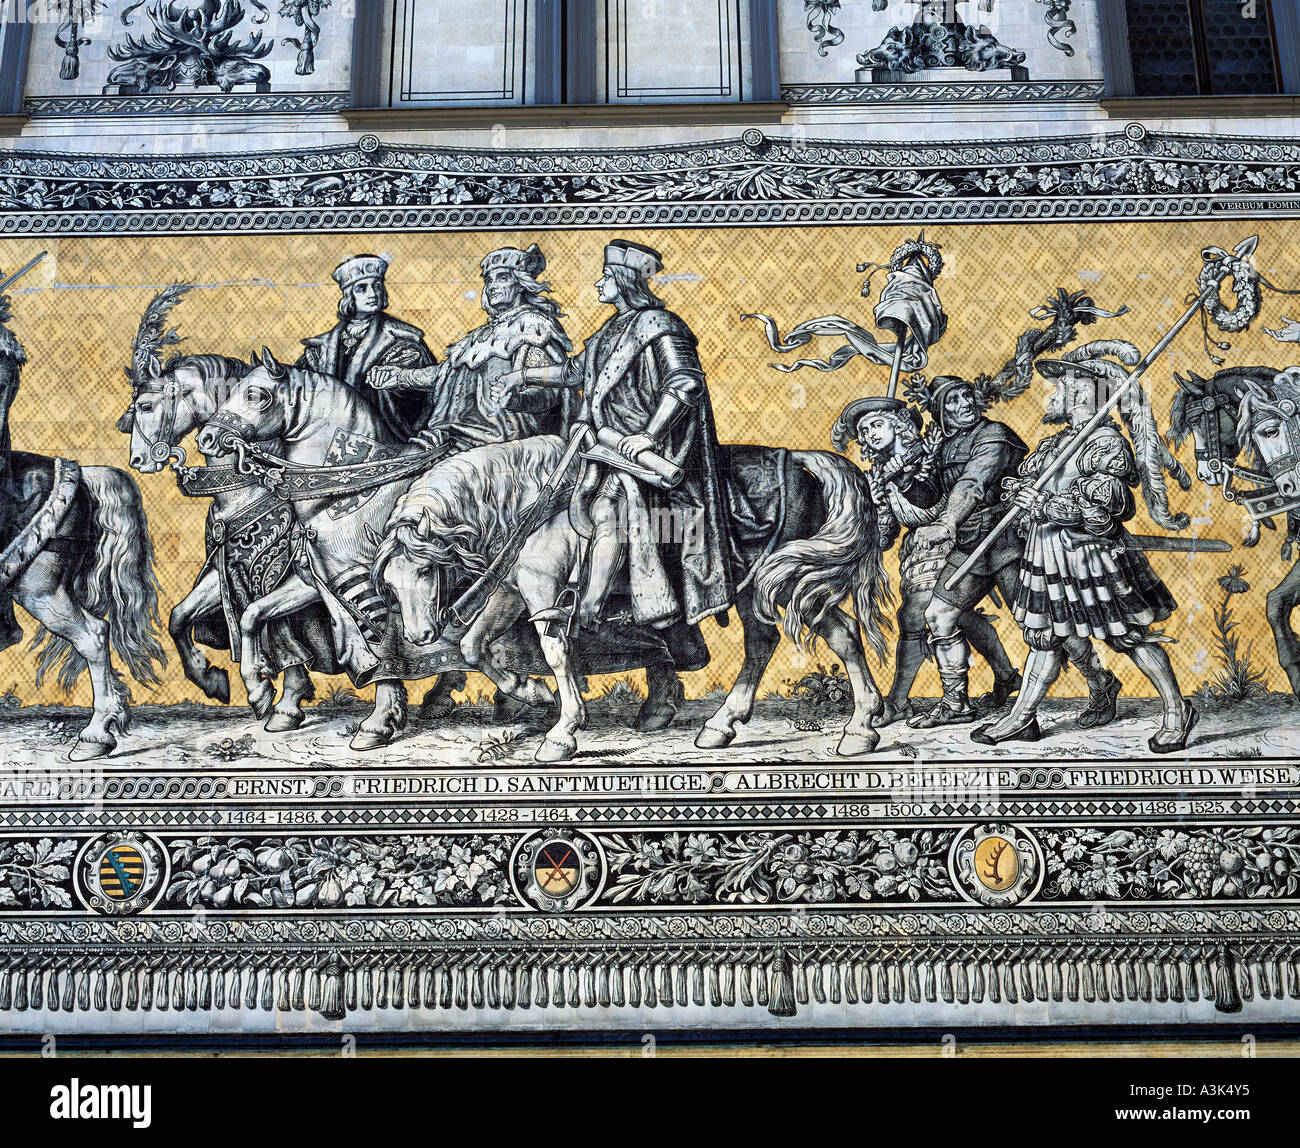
[1194,241,1300,363]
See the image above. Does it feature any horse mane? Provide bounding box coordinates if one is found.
[1167,371,1204,448]
[372,436,567,587]
[165,353,252,392]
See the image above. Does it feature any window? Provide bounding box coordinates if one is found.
[592,0,753,104]
[381,0,542,108]
[361,0,775,109]
[1124,0,1282,96]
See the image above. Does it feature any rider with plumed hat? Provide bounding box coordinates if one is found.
[297,254,437,442]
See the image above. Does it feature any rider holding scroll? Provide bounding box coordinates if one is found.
[492,240,733,644]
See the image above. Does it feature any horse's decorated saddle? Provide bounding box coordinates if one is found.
[0,452,83,594]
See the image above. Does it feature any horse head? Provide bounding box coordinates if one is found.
[194,348,291,457]
[125,353,252,473]
[1240,369,1300,502]
[372,508,448,647]
[1170,366,1276,485]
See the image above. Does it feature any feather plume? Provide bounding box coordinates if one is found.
[128,282,193,391]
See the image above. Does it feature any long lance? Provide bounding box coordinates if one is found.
[0,251,46,296]
[944,235,1257,592]
[885,331,906,400]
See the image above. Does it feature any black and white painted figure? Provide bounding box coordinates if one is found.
[833,393,1020,725]
[498,240,734,648]
[0,282,166,759]
[973,343,1198,753]
[368,243,579,718]
[890,375,1035,728]
[297,254,437,443]
[371,244,577,448]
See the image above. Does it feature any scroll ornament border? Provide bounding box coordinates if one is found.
[0,121,1297,1029]
[0,124,1297,234]
[0,828,1297,1023]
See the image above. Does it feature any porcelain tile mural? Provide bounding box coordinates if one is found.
[0,1,1296,1040]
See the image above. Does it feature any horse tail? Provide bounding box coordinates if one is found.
[751,450,892,660]
[33,466,167,694]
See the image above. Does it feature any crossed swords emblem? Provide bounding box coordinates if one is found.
[536,844,578,896]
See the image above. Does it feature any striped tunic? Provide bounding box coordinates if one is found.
[1011,420,1175,643]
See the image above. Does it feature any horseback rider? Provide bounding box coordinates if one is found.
[972,343,1199,752]
[895,374,1121,729]
[297,255,436,442]
[370,244,577,446]
[491,240,733,652]
[835,394,1021,725]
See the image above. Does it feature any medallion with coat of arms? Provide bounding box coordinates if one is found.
[510,829,605,912]
[75,832,168,915]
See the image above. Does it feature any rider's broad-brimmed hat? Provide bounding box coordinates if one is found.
[604,239,663,279]
[845,395,922,433]
[830,394,921,453]
[481,243,546,280]
[332,254,389,292]
[1035,340,1142,403]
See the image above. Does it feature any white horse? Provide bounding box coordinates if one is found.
[6,452,166,759]
[373,435,890,762]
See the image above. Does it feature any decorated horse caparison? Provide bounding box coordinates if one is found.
[182,351,697,753]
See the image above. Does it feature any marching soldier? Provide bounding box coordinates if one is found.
[897,374,1121,729]
[297,255,436,442]
[834,393,1021,724]
[972,343,1198,752]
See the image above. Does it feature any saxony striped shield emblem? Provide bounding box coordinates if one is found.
[97,844,147,901]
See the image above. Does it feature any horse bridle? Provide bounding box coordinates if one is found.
[131,376,188,469]
[1184,391,1276,510]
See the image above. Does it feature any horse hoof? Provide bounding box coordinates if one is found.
[350,729,393,751]
[695,726,736,750]
[535,736,577,763]
[203,668,231,705]
[635,705,677,733]
[69,739,113,761]
[836,729,880,757]
[265,711,304,733]
[247,687,274,720]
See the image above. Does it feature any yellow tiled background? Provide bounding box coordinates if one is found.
[0,219,1292,706]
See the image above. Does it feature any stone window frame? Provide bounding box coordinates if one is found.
[0,9,31,123]
[349,0,781,111]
